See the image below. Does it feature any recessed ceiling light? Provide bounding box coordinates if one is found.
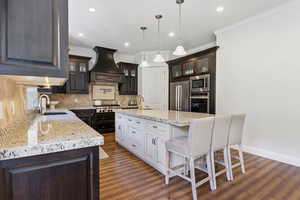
[216,6,224,13]
[78,33,84,37]
[124,42,130,47]
[89,7,96,12]
[168,32,175,37]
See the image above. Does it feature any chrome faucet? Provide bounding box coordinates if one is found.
[138,95,145,110]
[39,94,50,114]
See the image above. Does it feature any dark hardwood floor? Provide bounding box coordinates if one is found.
[100,133,300,200]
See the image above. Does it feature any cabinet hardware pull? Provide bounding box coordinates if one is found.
[136,121,141,124]
[128,119,132,122]
[152,126,158,129]
[132,144,136,147]
[152,139,154,145]
[132,131,136,134]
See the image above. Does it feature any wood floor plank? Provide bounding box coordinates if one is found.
[100,133,300,200]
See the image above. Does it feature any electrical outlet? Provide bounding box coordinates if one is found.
[0,102,3,120]
[74,98,78,103]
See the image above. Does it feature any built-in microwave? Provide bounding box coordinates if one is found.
[190,74,210,93]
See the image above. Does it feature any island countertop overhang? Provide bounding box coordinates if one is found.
[114,109,214,127]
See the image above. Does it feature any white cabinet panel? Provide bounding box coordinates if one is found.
[144,132,157,162]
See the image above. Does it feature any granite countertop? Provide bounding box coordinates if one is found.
[0,110,104,161]
[114,109,214,127]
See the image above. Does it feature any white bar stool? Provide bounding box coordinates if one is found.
[165,117,215,200]
[226,114,246,180]
[210,115,233,189]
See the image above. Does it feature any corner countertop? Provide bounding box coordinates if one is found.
[0,110,104,161]
[114,109,214,127]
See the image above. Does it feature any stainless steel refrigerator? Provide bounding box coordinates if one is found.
[169,80,190,112]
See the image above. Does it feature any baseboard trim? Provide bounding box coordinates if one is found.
[242,145,300,167]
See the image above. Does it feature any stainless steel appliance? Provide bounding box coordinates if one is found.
[190,74,210,93]
[190,92,210,113]
[170,80,190,111]
[189,74,210,113]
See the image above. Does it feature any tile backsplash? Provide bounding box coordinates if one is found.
[0,78,28,128]
[48,83,139,109]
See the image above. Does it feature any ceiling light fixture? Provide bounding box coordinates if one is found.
[89,7,96,12]
[124,42,130,47]
[216,6,224,13]
[168,32,175,37]
[140,27,149,67]
[153,15,165,63]
[173,0,187,56]
[78,33,84,37]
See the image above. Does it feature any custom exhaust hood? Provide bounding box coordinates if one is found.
[90,46,124,83]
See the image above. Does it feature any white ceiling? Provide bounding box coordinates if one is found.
[69,0,290,54]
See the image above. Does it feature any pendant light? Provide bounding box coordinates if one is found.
[140,26,149,67]
[153,15,165,63]
[173,0,187,56]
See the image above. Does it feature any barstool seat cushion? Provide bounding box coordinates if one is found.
[166,136,189,156]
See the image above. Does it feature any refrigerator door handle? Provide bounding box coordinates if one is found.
[176,85,179,110]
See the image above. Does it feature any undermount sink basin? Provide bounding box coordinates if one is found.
[43,112,67,116]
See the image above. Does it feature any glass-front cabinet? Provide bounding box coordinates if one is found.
[194,57,209,74]
[171,65,182,78]
[182,61,194,76]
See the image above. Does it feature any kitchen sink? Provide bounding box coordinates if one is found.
[43,112,67,116]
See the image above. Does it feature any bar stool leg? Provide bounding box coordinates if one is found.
[165,151,170,185]
[184,157,189,176]
[206,153,217,191]
[226,147,234,181]
[223,148,231,181]
[189,158,197,200]
[238,145,246,174]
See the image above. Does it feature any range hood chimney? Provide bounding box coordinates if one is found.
[90,46,124,83]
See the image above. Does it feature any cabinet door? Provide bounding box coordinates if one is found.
[155,137,167,168]
[115,122,123,142]
[182,61,194,76]
[68,72,78,92]
[129,68,138,95]
[145,133,157,162]
[76,72,88,92]
[195,57,209,74]
[0,0,68,78]
[171,65,182,79]
[0,147,99,200]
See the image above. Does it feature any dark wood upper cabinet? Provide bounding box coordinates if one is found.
[0,0,69,78]
[167,47,219,82]
[66,55,91,94]
[52,55,91,94]
[118,62,138,95]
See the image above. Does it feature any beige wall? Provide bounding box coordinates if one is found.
[0,78,27,128]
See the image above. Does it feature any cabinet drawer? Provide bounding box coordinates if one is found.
[128,127,144,142]
[116,114,123,121]
[133,118,144,129]
[147,121,169,134]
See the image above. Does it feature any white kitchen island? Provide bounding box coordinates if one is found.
[114,109,213,175]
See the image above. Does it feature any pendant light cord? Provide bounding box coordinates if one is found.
[158,18,161,54]
[178,3,182,44]
[142,29,146,61]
